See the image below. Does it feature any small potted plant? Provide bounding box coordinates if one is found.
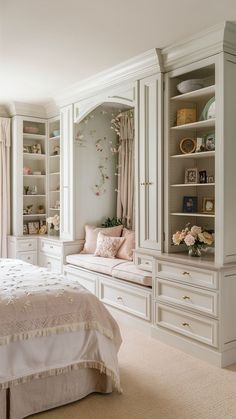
[47,214,60,236]
[172,224,214,257]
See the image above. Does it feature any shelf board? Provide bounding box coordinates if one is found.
[171,151,215,159]
[171,118,215,131]
[171,85,215,102]
[171,212,215,218]
[50,190,60,193]
[49,172,60,175]
[23,214,46,217]
[171,183,215,187]
[23,153,46,159]
[50,154,60,158]
[23,133,46,140]
[23,174,46,178]
[23,194,46,197]
[49,208,60,211]
[49,135,60,140]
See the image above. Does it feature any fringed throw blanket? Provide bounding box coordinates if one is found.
[0,259,122,391]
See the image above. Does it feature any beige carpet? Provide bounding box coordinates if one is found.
[31,321,236,419]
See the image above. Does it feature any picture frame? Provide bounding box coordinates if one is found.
[196,137,206,153]
[28,221,40,235]
[183,196,198,213]
[199,170,207,184]
[184,168,198,184]
[180,137,196,154]
[205,133,215,151]
[202,197,215,214]
[207,175,214,183]
[23,223,28,235]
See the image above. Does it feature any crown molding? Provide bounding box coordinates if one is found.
[7,101,48,118]
[54,48,160,107]
[161,21,236,71]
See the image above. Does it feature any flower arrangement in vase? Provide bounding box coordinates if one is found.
[172,224,214,257]
[46,214,60,236]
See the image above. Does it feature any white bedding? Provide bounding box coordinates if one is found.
[0,258,122,392]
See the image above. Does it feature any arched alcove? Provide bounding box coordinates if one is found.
[74,101,134,240]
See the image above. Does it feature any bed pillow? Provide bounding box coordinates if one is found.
[81,224,123,254]
[116,228,135,261]
[94,232,125,258]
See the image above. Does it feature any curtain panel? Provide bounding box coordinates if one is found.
[116,112,134,229]
[0,118,11,257]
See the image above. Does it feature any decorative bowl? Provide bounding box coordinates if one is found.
[24,126,39,134]
[177,79,206,94]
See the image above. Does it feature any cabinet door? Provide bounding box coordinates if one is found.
[60,105,74,240]
[138,74,163,251]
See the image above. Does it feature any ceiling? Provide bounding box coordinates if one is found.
[1,0,236,105]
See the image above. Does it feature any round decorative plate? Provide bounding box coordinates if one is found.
[200,97,215,120]
[180,138,196,154]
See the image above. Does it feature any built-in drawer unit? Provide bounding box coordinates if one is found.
[134,252,153,272]
[39,253,61,273]
[156,261,218,289]
[17,251,37,265]
[155,303,218,348]
[155,278,218,317]
[63,266,97,295]
[99,277,151,321]
[16,238,37,252]
[39,240,61,257]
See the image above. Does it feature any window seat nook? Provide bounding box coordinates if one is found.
[63,254,152,322]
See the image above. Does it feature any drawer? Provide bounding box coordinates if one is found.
[156,261,218,290]
[39,253,61,273]
[17,239,37,252]
[155,303,218,347]
[134,253,153,272]
[17,251,37,265]
[64,266,97,295]
[99,278,151,321]
[39,240,61,257]
[155,278,218,317]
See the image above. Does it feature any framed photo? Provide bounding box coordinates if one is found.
[185,168,198,184]
[207,175,214,183]
[202,197,215,214]
[183,196,198,213]
[205,133,215,151]
[28,221,40,235]
[199,170,207,184]
[180,138,196,154]
[23,223,28,235]
[196,137,206,153]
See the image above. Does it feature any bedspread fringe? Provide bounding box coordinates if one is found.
[0,360,122,393]
[0,321,115,347]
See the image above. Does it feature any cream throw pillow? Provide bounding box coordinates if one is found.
[94,232,125,258]
[81,224,123,254]
[116,228,135,261]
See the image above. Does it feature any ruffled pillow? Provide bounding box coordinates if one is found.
[94,232,125,258]
[116,228,135,261]
[81,224,123,254]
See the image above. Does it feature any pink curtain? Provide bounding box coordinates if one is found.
[0,118,11,257]
[116,112,134,229]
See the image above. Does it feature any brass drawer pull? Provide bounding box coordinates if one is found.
[182,295,190,300]
[182,271,190,276]
[182,322,190,327]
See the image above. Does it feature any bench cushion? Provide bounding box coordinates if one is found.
[66,254,126,276]
[111,262,152,287]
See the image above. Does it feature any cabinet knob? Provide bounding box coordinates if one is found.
[182,271,190,276]
[28,243,32,247]
[182,295,190,300]
[182,322,190,327]
[116,296,123,301]
[50,246,53,249]
[146,182,153,186]
[27,257,31,260]
[140,182,146,186]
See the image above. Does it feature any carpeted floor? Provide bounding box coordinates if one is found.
[32,322,236,419]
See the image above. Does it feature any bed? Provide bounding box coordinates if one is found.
[0,259,122,419]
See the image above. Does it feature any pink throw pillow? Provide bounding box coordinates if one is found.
[81,224,123,254]
[94,232,125,258]
[116,228,135,261]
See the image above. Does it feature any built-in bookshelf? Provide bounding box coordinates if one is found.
[12,116,60,237]
[165,62,216,257]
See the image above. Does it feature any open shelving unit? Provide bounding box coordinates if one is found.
[165,61,216,258]
[47,118,60,220]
